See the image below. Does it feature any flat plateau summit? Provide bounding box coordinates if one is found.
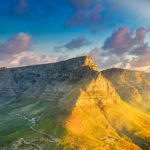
[0,56,150,150]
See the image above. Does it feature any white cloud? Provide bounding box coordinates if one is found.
[0,51,69,68]
[119,0,150,20]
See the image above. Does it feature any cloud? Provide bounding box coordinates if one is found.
[5,0,30,17]
[13,0,28,15]
[99,26,150,71]
[1,0,56,19]
[89,47,102,67]
[0,32,31,55]
[0,51,69,68]
[102,26,148,55]
[57,55,69,62]
[130,43,150,56]
[65,0,150,31]
[89,47,130,70]
[0,32,31,65]
[69,0,97,9]
[0,32,69,68]
[65,0,104,28]
[0,32,31,67]
[54,36,92,51]
[10,52,58,67]
[64,36,91,50]
[130,54,150,68]
[101,55,130,69]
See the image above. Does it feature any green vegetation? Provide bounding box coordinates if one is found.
[0,57,150,149]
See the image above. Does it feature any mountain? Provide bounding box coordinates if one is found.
[0,56,150,150]
[102,68,150,113]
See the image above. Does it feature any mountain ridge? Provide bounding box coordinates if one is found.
[1,55,98,71]
[102,68,150,113]
[0,56,150,150]
[102,67,150,74]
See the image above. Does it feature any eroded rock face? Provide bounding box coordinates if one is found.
[65,67,150,150]
[0,56,98,98]
[102,68,150,112]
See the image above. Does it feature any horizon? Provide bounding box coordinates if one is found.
[0,0,150,72]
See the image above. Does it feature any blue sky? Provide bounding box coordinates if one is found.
[0,0,150,71]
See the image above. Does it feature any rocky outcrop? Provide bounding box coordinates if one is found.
[102,68,150,112]
[0,56,98,98]
[65,66,150,149]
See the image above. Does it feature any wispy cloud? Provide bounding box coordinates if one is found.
[65,0,103,28]
[54,36,92,51]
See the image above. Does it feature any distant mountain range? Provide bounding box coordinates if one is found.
[0,56,150,150]
[102,68,150,113]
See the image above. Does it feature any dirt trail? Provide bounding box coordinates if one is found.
[13,138,42,150]
[12,113,60,149]
[30,126,59,143]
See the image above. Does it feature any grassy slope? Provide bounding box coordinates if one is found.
[0,71,150,149]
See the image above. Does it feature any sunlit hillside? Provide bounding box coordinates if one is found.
[0,56,150,150]
[102,68,150,113]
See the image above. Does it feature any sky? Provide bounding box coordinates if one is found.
[0,0,150,72]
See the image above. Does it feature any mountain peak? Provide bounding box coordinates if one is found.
[51,55,99,72]
[78,55,99,72]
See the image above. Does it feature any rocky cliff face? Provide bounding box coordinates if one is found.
[0,56,98,101]
[102,68,150,113]
[65,66,150,149]
[0,56,150,150]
